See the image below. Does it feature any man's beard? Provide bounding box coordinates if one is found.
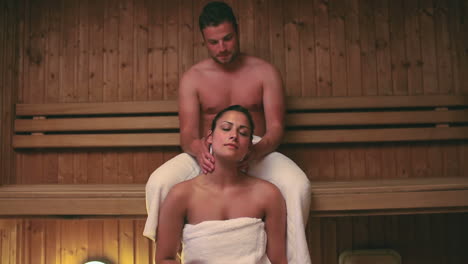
[212,48,239,65]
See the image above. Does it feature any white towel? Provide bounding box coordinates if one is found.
[182,217,271,264]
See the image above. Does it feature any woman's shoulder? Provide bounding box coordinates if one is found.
[245,175,283,199]
[165,179,196,202]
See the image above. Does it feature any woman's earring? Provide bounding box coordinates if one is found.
[209,145,213,154]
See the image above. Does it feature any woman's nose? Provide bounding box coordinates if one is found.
[229,131,238,140]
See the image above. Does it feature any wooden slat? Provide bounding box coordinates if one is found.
[15,96,468,116]
[13,133,180,148]
[12,127,468,148]
[284,127,468,144]
[286,95,468,110]
[1,177,467,216]
[16,100,178,116]
[15,116,179,132]
[286,110,468,126]
[15,109,468,133]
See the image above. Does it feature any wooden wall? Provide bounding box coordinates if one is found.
[1,0,467,263]
[0,0,18,185]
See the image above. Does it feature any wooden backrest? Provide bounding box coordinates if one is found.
[13,96,468,148]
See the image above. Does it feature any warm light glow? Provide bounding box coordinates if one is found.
[84,262,106,264]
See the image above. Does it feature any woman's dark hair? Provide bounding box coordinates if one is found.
[211,105,255,140]
[199,1,238,34]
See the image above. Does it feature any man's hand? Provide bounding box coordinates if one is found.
[197,137,215,174]
[237,146,258,172]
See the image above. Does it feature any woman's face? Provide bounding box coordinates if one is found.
[208,110,252,162]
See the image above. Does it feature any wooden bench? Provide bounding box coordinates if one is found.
[1,177,467,216]
[12,95,468,148]
[3,95,468,216]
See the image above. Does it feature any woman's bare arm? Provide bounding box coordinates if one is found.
[155,183,188,263]
[264,184,288,264]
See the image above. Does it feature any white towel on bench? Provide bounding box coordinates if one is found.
[182,217,271,264]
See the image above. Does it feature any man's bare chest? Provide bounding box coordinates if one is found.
[197,78,263,114]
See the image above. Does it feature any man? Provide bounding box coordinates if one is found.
[144,2,311,263]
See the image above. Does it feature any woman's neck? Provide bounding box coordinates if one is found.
[203,158,243,187]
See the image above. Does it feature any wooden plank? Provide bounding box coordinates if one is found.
[13,126,468,148]
[45,220,60,264]
[434,0,454,94]
[163,0,178,99]
[238,0,255,57]
[45,0,60,103]
[269,0,286,80]
[15,95,468,116]
[389,0,408,95]
[365,146,381,179]
[395,143,411,178]
[404,0,423,95]
[368,215,386,248]
[359,0,377,96]
[345,0,362,96]
[74,151,88,183]
[352,216,369,248]
[119,220,134,264]
[61,220,88,263]
[307,217,322,263]
[88,0,104,102]
[374,0,392,95]
[15,116,179,132]
[115,0,137,188]
[118,149,134,183]
[336,217,353,257]
[285,109,468,126]
[329,0,347,96]
[313,0,331,96]
[88,219,103,260]
[285,95,468,110]
[135,220,150,264]
[299,0,316,96]
[411,144,429,178]
[30,220,45,264]
[134,0,149,101]
[254,0,270,61]
[284,0,301,96]
[27,0,46,104]
[77,0,90,102]
[443,143,460,177]
[1,177,467,216]
[283,127,468,144]
[103,0,119,102]
[419,0,438,94]
[333,147,351,181]
[16,100,178,115]
[103,219,119,264]
[118,0,134,101]
[322,218,337,263]
[60,0,78,102]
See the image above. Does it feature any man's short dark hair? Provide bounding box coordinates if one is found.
[199,1,238,34]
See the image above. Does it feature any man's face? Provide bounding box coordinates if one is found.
[202,22,239,65]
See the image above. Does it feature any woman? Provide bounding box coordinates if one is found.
[156,105,287,264]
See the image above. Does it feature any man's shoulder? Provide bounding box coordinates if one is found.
[242,55,279,75]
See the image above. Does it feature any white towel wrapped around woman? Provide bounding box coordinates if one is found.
[182,217,271,264]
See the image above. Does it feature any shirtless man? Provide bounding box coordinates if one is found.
[144,2,311,263]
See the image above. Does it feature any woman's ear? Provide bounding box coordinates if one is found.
[206,130,213,144]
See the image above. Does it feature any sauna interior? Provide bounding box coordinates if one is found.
[1,0,467,263]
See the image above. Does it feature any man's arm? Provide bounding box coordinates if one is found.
[264,184,288,264]
[178,70,214,173]
[244,63,285,164]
